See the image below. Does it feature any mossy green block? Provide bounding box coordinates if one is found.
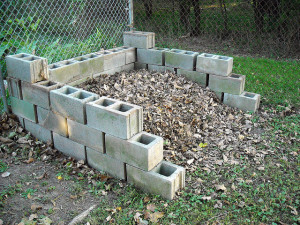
[177,69,207,86]
[11,97,36,122]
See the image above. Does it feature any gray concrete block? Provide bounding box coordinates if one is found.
[127,161,185,200]
[86,147,125,180]
[197,53,233,76]
[86,97,143,139]
[134,62,147,70]
[106,132,163,171]
[121,63,135,72]
[37,106,68,137]
[48,59,81,83]
[137,48,169,66]
[165,49,198,71]
[11,97,37,123]
[6,77,22,99]
[123,31,155,49]
[68,119,104,153]
[214,91,224,102]
[98,49,126,71]
[209,74,245,95]
[22,80,62,109]
[117,46,136,64]
[148,65,166,73]
[177,69,207,86]
[6,53,49,83]
[53,133,86,161]
[50,86,99,124]
[74,53,104,76]
[224,92,261,112]
[24,119,52,143]
[165,66,176,73]
[18,116,25,127]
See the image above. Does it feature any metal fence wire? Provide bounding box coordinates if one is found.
[133,0,300,58]
[0,0,131,76]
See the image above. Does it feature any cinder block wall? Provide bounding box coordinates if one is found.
[6,30,261,199]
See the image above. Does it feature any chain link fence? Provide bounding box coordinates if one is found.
[0,0,131,77]
[133,0,300,58]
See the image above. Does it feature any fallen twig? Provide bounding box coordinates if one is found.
[68,204,97,225]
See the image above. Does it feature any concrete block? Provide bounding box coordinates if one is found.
[50,86,99,124]
[11,97,37,123]
[148,65,166,73]
[24,119,52,143]
[18,116,25,127]
[209,74,245,95]
[6,77,22,99]
[86,97,143,139]
[68,76,91,87]
[74,53,104,76]
[48,59,81,83]
[197,53,233,76]
[86,147,125,180]
[37,106,68,137]
[106,132,163,171]
[214,92,224,102]
[22,80,61,109]
[127,161,185,200]
[98,49,126,71]
[165,49,198,71]
[134,62,147,70]
[165,66,176,73]
[137,48,169,66]
[68,119,104,153]
[6,53,49,83]
[53,133,86,161]
[121,63,135,72]
[177,69,207,86]
[224,92,261,112]
[117,46,136,64]
[123,31,155,49]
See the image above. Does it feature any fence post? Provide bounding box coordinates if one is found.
[0,67,9,113]
[128,0,134,31]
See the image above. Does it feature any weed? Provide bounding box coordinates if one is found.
[21,188,37,199]
[0,160,8,172]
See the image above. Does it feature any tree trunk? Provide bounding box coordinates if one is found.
[191,0,201,36]
[144,0,153,19]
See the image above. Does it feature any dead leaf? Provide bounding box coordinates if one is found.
[134,212,142,222]
[201,196,211,201]
[215,184,227,192]
[25,158,34,164]
[143,196,150,203]
[287,206,298,215]
[257,166,265,171]
[187,158,194,165]
[0,219,3,225]
[146,204,156,212]
[39,217,52,225]
[149,212,164,223]
[29,214,38,220]
[106,215,111,222]
[0,136,13,143]
[17,137,29,144]
[31,204,42,211]
[1,172,10,178]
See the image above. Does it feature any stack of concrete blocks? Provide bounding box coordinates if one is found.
[6,52,185,200]
[126,32,260,112]
[47,46,136,85]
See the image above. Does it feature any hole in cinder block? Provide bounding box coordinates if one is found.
[72,91,92,99]
[24,56,39,61]
[135,134,155,145]
[103,51,111,55]
[112,103,133,112]
[153,163,176,177]
[171,49,182,53]
[40,81,57,87]
[75,57,88,62]
[218,56,229,60]
[96,98,116,107]
[244,93,255,98]
[15,53,30,58]
[60,60,74,65]
[86,54,98,58]
[111,49,122,53]
[231,74,241,79]
[204,54,213,57]
[49,64,61,69]
[61,87,77,95]
[185,51,194,55]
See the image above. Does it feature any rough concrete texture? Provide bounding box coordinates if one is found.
[86,96,143,139]
[18,116,25,127]
[117,46,136,64]
[106,132,163,171]
[215,91,224,102]
[86,147,125,180]
[134,62,147,70]
[165,49,198,71]
[98,49,126,71]
[24,119,52,143]
[75,53,104,76]
[6,53,49,83]
[148,64,166,73]
[137,48,169,66]
[7,77,22,99]
[50,86,99,124]
[67,119,104,153]
[209,74,245,95]
[22,80,61,109]
[121,63,135,72]
[127,161,185,200]
[11,97,37,123]
[197,53,233,76]
[37,106,68,137]
[48,59,81,83]
[177,69,207,87]
[53,133,86,161]
[123,31,155,49]
[224,92,261,112]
